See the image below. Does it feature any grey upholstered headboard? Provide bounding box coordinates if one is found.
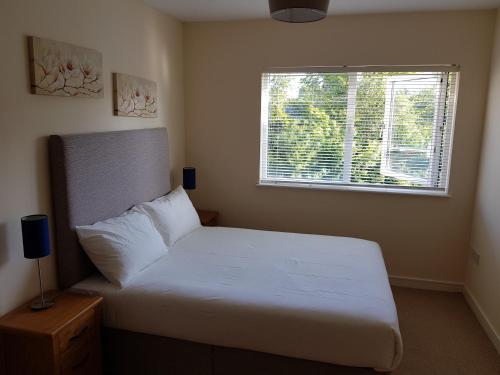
[49,128,171,289]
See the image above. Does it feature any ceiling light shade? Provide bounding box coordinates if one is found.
[269,0,330,23]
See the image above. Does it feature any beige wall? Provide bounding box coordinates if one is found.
[0,0,184,315]
[466,9,500,350]
[0,1,497,319]
[184,11,495,283]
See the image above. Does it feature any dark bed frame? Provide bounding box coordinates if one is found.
[48,128,377,375]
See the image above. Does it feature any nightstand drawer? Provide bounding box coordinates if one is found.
[61,342,100,375]
[58,308,96,355]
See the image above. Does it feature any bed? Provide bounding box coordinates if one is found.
[48,127,402,374]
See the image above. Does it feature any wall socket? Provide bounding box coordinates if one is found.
[471,248,481,266]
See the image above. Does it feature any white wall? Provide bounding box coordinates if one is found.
[0,0,184,315]
[184,10,495,284]
[466,9,500,352]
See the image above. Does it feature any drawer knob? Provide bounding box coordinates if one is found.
[69,325,88,342]
[72,352,90,370]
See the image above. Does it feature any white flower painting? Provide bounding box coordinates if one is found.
[113,73,158,118]
[28,36,103,98]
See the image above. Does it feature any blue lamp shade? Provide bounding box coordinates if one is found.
[21,215,50,259]
[183,167,196,190]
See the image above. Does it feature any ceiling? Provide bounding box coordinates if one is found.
[144,0,500,22]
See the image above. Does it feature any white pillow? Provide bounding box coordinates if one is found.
[134,186,201,246]
[76,210,168,287]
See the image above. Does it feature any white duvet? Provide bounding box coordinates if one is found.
[73,227,403,371]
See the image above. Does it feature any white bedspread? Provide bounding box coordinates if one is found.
[73,227,403,371]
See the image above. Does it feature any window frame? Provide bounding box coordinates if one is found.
[380,73,450,187]
[258,65,460,197]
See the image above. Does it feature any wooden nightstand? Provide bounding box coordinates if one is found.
[196,209,219,226]
[0,291,103,375]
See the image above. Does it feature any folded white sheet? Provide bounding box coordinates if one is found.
[73,227,403,371]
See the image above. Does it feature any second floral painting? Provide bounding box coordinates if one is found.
[113,73,158,118]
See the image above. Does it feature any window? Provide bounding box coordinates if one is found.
[259,66,459,195]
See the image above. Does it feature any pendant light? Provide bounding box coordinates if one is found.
[269,0,330,23]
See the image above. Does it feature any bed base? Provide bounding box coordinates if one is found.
[102,327,377,375]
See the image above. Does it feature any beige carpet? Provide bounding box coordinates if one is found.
[391,287,500,375]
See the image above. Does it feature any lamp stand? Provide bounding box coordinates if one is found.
[31,258,54,311]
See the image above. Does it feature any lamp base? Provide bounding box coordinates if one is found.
[31,300,54,311]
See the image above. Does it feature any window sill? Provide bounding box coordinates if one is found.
[257,181,451,198]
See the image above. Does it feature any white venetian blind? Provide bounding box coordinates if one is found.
[259,66,459,193]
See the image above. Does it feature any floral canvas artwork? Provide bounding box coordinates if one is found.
[113,73,158,118]
[28,36,103,98]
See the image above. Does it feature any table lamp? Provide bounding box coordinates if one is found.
[21,214,54,311]
[183,167,196,191]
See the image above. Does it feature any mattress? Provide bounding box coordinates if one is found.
[72,227,403,371]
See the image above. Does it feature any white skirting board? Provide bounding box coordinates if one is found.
[389,275,463,292]
[389,275,500,355]
[463,286,500,355]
